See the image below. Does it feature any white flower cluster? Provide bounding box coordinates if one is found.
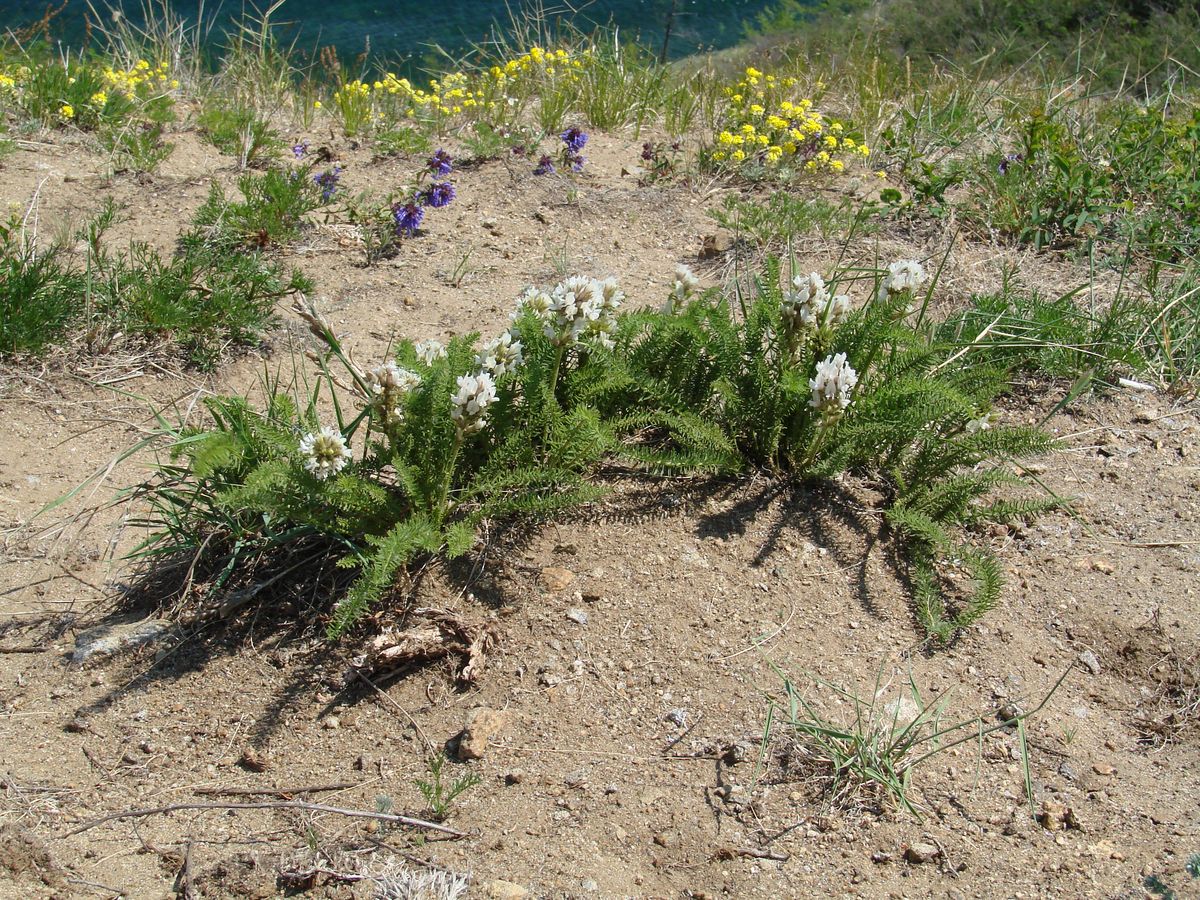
[877,260,928,319]
[518,275,623,349]
[450,372,497,435]
[809,352,859,422]
[299,425,352,480]
[477,330,524,377]
[782,272,852,331]
[663,264,700,314]
[414,339,447,366]
[365,361,421,426]
[965,412,996,435]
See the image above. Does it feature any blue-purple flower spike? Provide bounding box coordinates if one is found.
[393,201,425,235]
[561,126,588,153]
[429,149,453,176]
[292,140,308,159]
[533,154,555,176]
[423,181,456,208]
[313,165,341,201]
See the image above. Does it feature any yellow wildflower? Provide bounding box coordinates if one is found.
[59,103,74,119]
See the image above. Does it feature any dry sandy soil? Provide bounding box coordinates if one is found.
[1,116,1198,899]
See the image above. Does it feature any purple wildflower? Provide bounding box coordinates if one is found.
[313,165,341,201]
[393,200,424,235]
[292,140,308,159]
[997,152,1024,175]
[429,148,453,176]
[566,152,585,173]
[533,154,555,176]
[561,126,588,153]
[422,181,456,208]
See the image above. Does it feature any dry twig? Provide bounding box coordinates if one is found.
[64,800,467,838]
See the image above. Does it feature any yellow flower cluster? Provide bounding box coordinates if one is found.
[102,59,178,97]
[487,46,584,84]
[0,66,31,94]
[711,67,871,173]
[320,46,586,134]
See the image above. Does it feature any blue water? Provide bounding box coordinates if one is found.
[4,0,782,71]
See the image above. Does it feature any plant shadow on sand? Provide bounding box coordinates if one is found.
[55,471,923,749]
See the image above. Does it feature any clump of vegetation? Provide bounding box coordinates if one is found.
[0,199,308,367]
[764,664,1072,816]
[0,54,177,173]
[130,255,1054,643]
[344,148,459,264]
[196,101,282,167]
[185,154,338,251]
[710,191,868,245]
[707,66,872,178]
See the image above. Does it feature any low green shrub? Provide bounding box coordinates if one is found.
[130,257,1056,644]
[196,101,281,167]
[0,217,84,356]
[185,160,335,251]
[0,201,308,367]
[710,191,871,245]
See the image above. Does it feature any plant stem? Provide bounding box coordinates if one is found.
[548,343,566,401]
[435,431,464,524]
[797,416,834,472]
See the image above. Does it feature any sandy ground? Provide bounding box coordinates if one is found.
[1,116,1198,899]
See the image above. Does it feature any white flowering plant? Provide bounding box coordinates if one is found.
[592,255,1058,641]
[130,281,620,637]
[130,262,1056,645]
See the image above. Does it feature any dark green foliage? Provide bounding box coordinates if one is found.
[0,202,307,366]
[186,164,327,251]
[0,222,83,355]
[138,300,614,638]
[590,257,1058,640]
[134,260,1058,644]
[196,102,281,166]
